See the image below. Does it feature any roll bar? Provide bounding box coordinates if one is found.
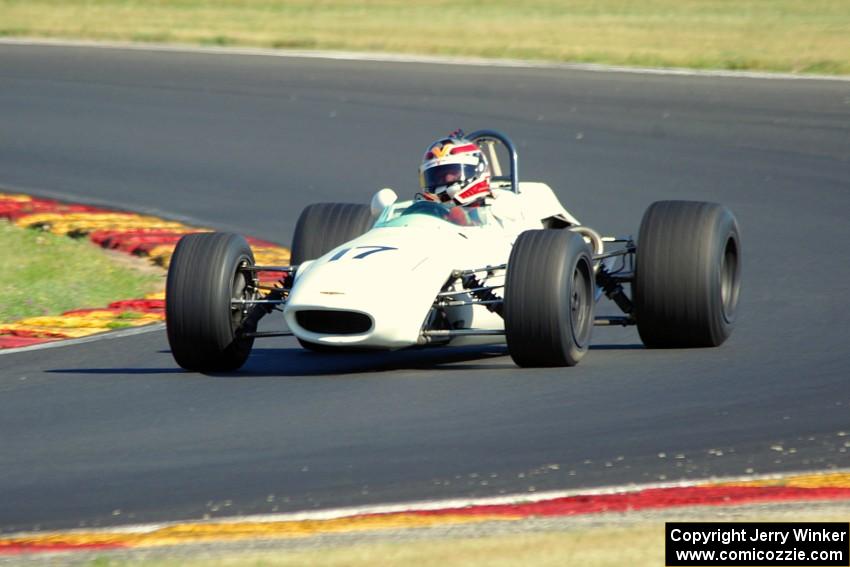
[467,129,520,194]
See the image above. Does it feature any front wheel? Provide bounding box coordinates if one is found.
[504,230,595,367]
[290,203,374,265]
[166,232,256,371]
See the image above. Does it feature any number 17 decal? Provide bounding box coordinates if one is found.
[329,245,397,261]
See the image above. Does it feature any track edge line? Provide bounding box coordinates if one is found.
[1,37,848,82]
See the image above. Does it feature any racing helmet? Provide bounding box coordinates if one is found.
[419,133,491,206]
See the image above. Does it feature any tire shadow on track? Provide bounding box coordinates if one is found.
[46,346,511,377]
[245,346,516,376]
[46,343,644,377]
[590,344,645,350]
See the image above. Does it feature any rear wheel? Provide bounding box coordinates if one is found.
[634,200,741,348]
[504,230,595,367]
[166,232,256,371]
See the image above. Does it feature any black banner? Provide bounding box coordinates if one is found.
[666,522,849,566]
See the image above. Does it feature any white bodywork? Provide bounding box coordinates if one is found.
[283,182,584,349]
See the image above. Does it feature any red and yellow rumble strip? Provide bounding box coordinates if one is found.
[0,192,290,349]
[2,471,848,554]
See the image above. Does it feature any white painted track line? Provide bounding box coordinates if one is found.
[6,467,848,538]
[0,323,165,356]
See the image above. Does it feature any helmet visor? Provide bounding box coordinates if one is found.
[422,163,478,192]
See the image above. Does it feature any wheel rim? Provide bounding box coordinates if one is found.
[720,236,740,323]
[570,259,593,347]
[230,260,253,333]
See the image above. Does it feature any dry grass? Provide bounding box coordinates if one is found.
[1,0,848,74]
[88,527,663,567]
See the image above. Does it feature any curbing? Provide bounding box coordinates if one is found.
[0,191,290,350]
[1,470,849,554]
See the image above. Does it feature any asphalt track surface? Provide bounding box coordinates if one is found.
[1,45,849,533]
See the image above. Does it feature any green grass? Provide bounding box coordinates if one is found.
[0,220,162,323]
[0,0,848,74]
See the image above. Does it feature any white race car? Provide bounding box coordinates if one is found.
[166,130,741,371]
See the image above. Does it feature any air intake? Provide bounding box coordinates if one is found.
[295,310,372,335]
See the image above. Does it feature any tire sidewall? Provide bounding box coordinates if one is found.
[504,230,594,367]
[708,209,741,331]
[215,244,255,355]
[565,240,594,355]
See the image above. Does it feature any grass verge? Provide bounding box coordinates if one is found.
[0,1,848,74]
[0,220,162,323]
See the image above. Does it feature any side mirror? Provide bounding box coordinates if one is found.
[371,188,398,216]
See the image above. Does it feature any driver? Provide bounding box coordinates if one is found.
[417,130,492,225]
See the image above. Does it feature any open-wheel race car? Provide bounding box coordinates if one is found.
[165,130,741,371]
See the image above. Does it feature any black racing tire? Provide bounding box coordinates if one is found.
[290,203,374,352]
[504,230,595,367]
[634,200,741,348]
[166,232,256,371]
[290,203,374,265]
